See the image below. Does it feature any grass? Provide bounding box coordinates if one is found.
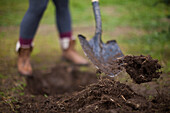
[0,74,7,79]
[0,0,170,72]
[0,0,169,28]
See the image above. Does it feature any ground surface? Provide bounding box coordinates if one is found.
[0,63,169,113]
[0,0,170,113]
[14,76,170,113]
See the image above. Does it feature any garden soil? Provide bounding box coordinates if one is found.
[0,55,169,113]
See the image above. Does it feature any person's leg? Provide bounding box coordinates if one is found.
[19,0,49,47]
[53,0,88,65]
[17,0,49,76]
[53,0,72,49]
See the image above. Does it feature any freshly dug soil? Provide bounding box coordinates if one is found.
[102,55,162,84]
[121,55,162,84]
[1,63,169,113]
[0,55,166,113]
[15,78,169,113]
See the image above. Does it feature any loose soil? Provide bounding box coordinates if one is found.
[107,55,162,84]
[121,55,162,84]
[15,78,169,113]
[0,56,169,113]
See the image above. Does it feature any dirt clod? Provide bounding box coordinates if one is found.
[122,55,162,84]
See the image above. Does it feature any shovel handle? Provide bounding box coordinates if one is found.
[92,0,102,37]
[92,0,98,1]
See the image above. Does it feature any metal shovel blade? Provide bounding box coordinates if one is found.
[78,1,124,76]
[78,35,123,76]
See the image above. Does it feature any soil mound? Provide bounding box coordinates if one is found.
[122,55,162,84]
[18,78,152,113]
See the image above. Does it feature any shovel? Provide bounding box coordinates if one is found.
[78,0,124,76]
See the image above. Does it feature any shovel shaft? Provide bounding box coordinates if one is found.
[92,0,102,37]
[92,0,98,2]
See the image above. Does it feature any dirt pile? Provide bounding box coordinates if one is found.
[121,55,162,84]
[16,78,170,113]
[17,78,149,113]
[54,78,149,113]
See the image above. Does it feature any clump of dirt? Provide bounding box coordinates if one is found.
[17,78,151,113]
[102,55,162,83]
[121,55,162,84]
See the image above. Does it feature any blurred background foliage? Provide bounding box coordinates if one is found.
[0,0,170,72]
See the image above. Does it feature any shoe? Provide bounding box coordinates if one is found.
[61,39,89,66]
[16,42,33,76]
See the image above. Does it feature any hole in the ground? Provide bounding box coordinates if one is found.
[25,64,98,95]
